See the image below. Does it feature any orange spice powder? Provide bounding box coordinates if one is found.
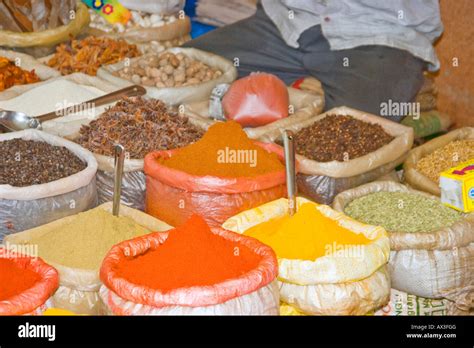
[114,215,261,291]
[0,258,41,301]
[157,121,284,177]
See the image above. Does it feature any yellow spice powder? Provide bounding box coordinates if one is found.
[244,203,370,260]
[31,209,150,269]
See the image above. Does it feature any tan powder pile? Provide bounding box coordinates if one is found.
[31,209,151,269]
[416,140,474,183]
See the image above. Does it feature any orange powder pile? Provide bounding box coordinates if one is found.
[0,258,41,301]
[114,215,261,291]
[157,121,284,177]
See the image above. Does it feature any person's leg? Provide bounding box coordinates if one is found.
[183,4,306,84]
[299,26,425,121]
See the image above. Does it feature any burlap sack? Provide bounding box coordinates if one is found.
[183,87,325,140]
[87,15,191,44]
[4,203,172,315]
[97,47,238,105]
[223,197,391,315]
[0,3,89,57]
[403,127,474,196]
[262,106,414,204]
[332,181,474,311]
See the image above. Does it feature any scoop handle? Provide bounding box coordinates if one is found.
[36,85,147,122]
[283,130,297,216]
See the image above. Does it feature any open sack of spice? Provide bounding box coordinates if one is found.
[75,96,206,211]
[0,49,59,93]
[40,35,141,76]
[403,127,474,196]
[223,197,391,315]
[0,129,97,241]
[0,248,58,315]
[0,2,90,57]
[97,47,237,105]
[144,121,288,227]
[332,181,474,313]
[262,106,414,204]
[4,203,172,315]
[0,73,119,138]
[99,214,279,315]
[183,81,324,140]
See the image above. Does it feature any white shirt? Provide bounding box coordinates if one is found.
[261,0,443,70]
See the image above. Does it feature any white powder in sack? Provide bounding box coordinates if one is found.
[0,79,112,137]
[0,79,105,116]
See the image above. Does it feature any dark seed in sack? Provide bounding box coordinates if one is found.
[76,97,204,159]
[0,139,86,187]
[291,115,394,162]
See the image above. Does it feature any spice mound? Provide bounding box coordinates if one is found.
[76,97,204,159]
[0,139,86,187]
[28,209,151,270]
[47,36,140,76]
[345,192,462,233]
[114,51,223,88]
[415,140,474,184]
[292,115,394,162]
[114,215,261,291]
[157,121,284,177]
[0,258,40,301]
[244,203,370,260]
[0,57,40,91]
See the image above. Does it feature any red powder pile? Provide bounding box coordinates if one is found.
[0,258,41,301]
[115,215,261,291]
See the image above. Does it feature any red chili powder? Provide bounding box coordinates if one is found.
[115,215,262,291]
[0,258,41,301]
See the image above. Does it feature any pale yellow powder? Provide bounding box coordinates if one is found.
[31,209,150,269]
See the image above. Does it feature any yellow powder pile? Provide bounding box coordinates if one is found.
[31,209,151,269]
[244,203,370,260]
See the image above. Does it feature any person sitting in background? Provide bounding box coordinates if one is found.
[184,0,443,122]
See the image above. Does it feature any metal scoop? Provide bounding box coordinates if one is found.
[0,85,146,132]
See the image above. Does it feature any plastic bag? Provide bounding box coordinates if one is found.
[185,86,324,140]
[260,106,414,204]
[97,47,238,105]
[0,3,89,52]
[0,129,98,241]
[222,73,289,127]
[332,181,474,312]
[0,248,58,315]
[403,127,474,196]
[223,197,391,315]
[4,203,172,315]
[144,142,287,227]
[99,225,279,315]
